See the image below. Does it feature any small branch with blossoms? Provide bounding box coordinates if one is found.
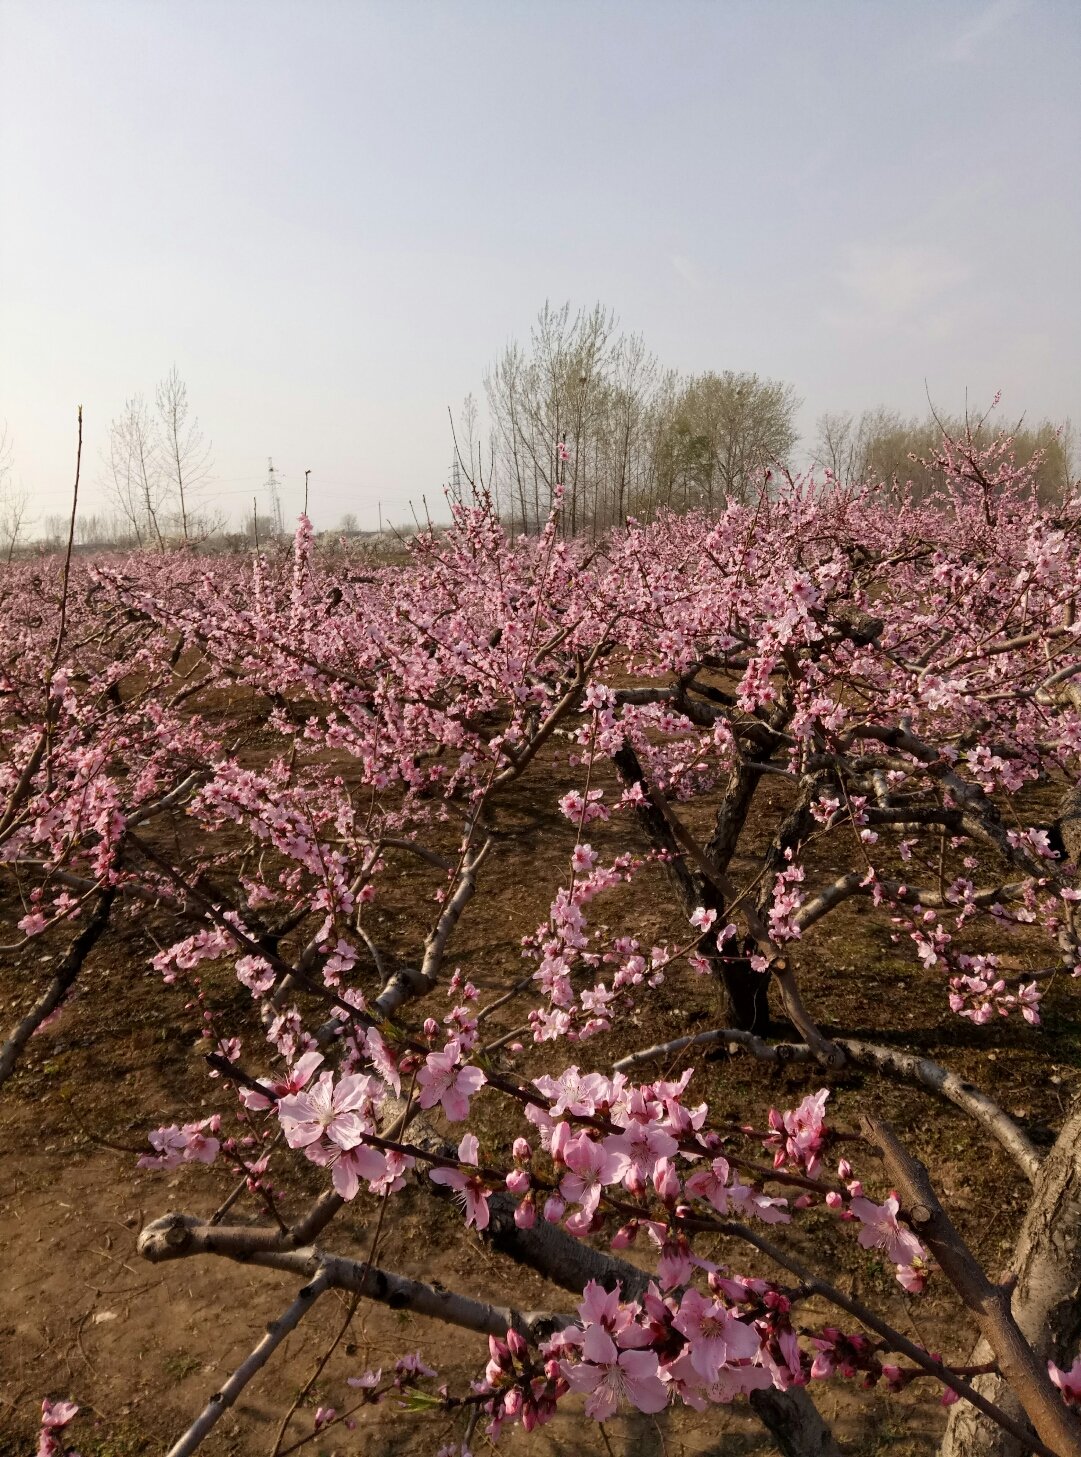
[132,1055,1073,1455]
[615,1028,1042,1181]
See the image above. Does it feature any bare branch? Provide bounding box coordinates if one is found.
[164,1268,331,1457]
[865,1116,1081,1457]
[138,1213,569,1343]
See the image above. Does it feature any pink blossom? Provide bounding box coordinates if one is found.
[559,1133,630,1221]
[1049,1357,1081,1406]
[604,1121,678,1184]
[309,1141,390,1201]
[430,1133,491,1229]
[416,1039,487,1122]
[849,1193,927,1284]
[277,1071,370,1150]
[562,1323,668,1419]
[240,1049,323,1111]
[40,1399,79,1430]
[672,1287,760,1381]
[37,1398,79,1457]
[137,1117,220,1170]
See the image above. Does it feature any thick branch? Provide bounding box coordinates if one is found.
[420,835,492,982]
[864,1117,1081,1457]
[372,963,438,1018]
[944,1092,1081,1457]
[138,1212,568,1343]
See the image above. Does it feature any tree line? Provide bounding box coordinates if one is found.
[469,301,1076,537]
[2,309,1075,554]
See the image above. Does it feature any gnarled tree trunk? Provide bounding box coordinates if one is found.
[942,1096,1081,1457]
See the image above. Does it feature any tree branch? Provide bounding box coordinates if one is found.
[864,1116,1081,1457]
[0,888,115,1090]
[614,1031,1040,1182]
[164,1268,331,1457]
[137,1212,569,1344]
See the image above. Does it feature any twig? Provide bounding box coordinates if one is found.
[270,1183,394,1455]
[0,888,115,1090]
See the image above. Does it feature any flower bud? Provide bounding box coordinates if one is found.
[542,1194,566,1223]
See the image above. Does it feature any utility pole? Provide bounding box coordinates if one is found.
[303,469,311,517]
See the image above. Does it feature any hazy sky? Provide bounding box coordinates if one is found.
[2,0,1079,530]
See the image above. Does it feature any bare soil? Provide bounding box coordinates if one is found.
[3,754,1078,1456]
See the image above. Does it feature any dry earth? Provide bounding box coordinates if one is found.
[3,757,1078,1456]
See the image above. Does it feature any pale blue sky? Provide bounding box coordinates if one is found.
[1,0,1079,529]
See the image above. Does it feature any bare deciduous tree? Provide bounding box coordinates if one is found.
[101,371,216,547]
[102,393,167,549]
[484,304,799,536]
[0,425,29,561]
[155,366,214,541]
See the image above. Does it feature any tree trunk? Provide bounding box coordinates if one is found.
[942,1097,1081,1457]
[612,743,771,1032]
[748,1387,843,1457]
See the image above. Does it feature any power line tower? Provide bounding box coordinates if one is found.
[265,457,285,536]
[448,456,463,503]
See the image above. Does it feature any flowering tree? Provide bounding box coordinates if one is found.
[4,421,1081,1457]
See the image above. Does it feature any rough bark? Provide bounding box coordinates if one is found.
[747,1387,844,1457]
[1058,783,1081,867]
[942,1096,1081,1457]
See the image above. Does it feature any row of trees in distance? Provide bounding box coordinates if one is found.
[2,305,1076,554]
[472,302,1076,538]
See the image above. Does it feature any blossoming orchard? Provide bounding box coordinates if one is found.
[5,424,1081,1457]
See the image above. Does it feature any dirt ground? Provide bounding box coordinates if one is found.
[2,749,1078,1456]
